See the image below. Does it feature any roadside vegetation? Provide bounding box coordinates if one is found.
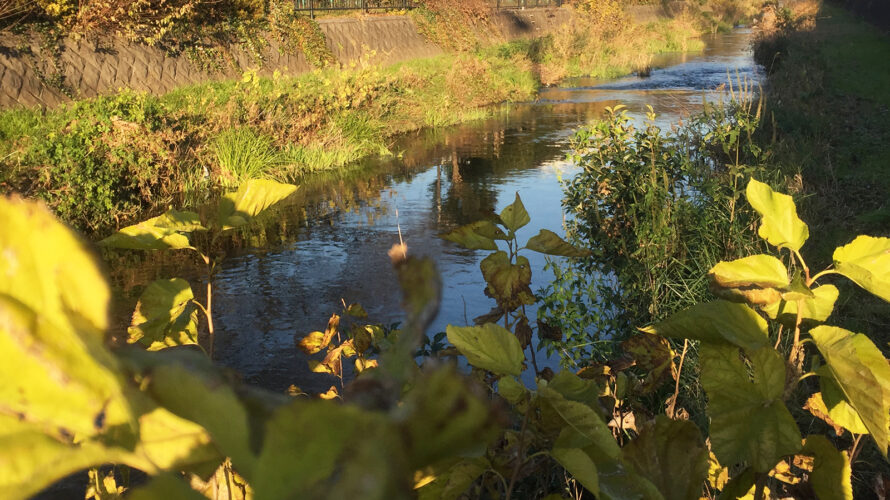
[0,0,754,233]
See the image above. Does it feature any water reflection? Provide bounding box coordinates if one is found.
[106,28,759,393]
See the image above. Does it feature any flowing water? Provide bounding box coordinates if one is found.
[108,29,760,392]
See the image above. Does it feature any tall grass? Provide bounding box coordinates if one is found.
[212,127,280,187]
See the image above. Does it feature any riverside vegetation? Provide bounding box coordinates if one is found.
[0,0,758,233]
[2,171,889,498]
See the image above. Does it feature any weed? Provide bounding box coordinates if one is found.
[212,127,280,187]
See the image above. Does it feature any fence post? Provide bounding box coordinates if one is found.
[309,0,314,19]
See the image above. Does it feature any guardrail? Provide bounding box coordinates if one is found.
[294,0,565,17]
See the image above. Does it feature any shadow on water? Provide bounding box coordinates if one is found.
[105,28,760,393]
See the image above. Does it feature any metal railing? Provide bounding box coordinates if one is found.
[294,0,416,17]
[495,0,564,8]
[293,0,564,17]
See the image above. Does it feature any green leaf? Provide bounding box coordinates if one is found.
[832,235,890,303]
[253,400,396,498]
[218,179,298,230]
[440,221,500,250]
[144,356,257,477]
[745,178,809,251]
[345,303,367,318]
[809,325,890,457]
[131,407,221,473]
[128,278,199,350]
[446,323,524,376]
[551,447,599,496]
[819,372,869,434]
[621,416,709,500]
[640,300,768,352]
[801,435,852,500]
[539,386,619,460]
[400,368,498,466]
[0,415,125,500]
[499,192,530,232]
[708,254,789,306]
[479,251,535,311]
[547,370,602,406]
[525,229,591,257]
[497,376,527,405]
[762,284,838,326]
[100,210,204,251]
[700,344,801,472]
[1,196,111,335]
[0,295,134,449]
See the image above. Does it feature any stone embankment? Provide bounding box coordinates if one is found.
[0,5,665,109]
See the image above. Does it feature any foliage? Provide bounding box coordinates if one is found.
[100,179,298,356]
[3,168,890,499]
[540,90,775,365]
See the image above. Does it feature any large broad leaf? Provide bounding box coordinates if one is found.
[143,355,258,477]
[253,400,402,499]
[0,295,134,451]
[700,344,801,472]
[762,284,838,325]
[0,415,127,500]
[541,386,662,500]
[446,323,524,376]
[832,235,890,303]
[539,386,619,460]
[479,251,535,311]
[745,178,808,252]
[100,209,204,251]
[801,435,852,500]
[0,196,110,335]
[621,416,709,500]
[621,333,675,393]
[809,325,890,457]
[399,368,499,467]
[217,179,298,230]
[499,193,530,233]
[128,278,200,350]
[708,254,789,306]
[640,300,768,352]
[547,370,603,407]
[525,229,591,257]
[440,221,503,250]
[551,447,599,496]
[818,372,869,435]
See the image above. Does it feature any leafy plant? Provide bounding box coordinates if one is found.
[100,179,298,356]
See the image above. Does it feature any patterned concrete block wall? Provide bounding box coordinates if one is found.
[0,6,659,110]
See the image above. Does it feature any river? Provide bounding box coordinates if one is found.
[107,28,760,393]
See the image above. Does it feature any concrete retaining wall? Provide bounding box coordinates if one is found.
[0,6,653,109]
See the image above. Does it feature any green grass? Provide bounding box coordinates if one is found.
[212,127,280,187]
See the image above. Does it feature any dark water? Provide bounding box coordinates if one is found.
[107,29,760,392]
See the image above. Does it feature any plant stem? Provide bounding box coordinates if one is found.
[792,248,811,283]
[202,254,216,359]
[790,299,804,370]
[668,339,689,419]
[505,397,531,500]
[753,473,766,500]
